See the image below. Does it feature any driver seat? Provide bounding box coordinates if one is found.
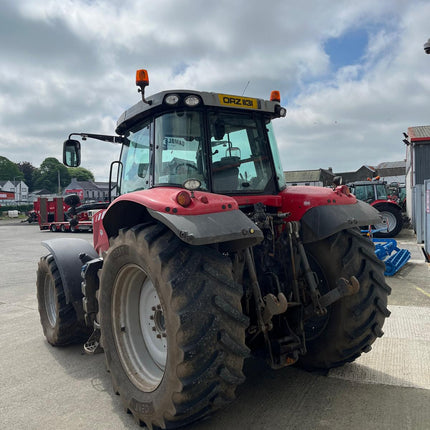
[212,156,240,191]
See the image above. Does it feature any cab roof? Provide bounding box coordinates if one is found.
[116,89,285,135]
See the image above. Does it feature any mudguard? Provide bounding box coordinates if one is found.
[300,199,382,243]
[148,208,263,248]
[42,238,98,303]
[102,188,263,249]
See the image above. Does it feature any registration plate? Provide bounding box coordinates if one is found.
[218,94,258,109]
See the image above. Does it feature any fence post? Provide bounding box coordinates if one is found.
[414,185,425,243]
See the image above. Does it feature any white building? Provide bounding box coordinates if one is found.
[0,180,29,202]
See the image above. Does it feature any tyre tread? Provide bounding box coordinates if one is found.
[99,223,248,429]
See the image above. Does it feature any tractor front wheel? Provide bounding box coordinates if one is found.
[36,255,89,345]
[372,203,403,238]
[299,228,391,369]
[98,223,249,429]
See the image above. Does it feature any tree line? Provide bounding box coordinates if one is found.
[0,156,94,193]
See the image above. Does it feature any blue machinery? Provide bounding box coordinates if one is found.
[371,238,411,276]
[360,227,411,276]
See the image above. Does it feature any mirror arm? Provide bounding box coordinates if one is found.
[68,133,124,144]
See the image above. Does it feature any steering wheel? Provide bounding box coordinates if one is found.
[175,163,199,173]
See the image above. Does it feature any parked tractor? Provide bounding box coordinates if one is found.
[347,180,404,237]
[387,182,407,212]
[36,70,391,429]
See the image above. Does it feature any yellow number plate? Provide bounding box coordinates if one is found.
[218,94,258,109]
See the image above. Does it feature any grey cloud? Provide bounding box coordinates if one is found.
[0,0,428,181]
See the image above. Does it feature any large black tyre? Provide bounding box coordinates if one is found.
[36,254,89,346]
[98,223,249,429]
[372,203,403,238]
[299,228,391,369]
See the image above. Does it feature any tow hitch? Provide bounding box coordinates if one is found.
[304,276,360,319]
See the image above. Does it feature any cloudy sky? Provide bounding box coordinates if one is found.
[0,0,429,181]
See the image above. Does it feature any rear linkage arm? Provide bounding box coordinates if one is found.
[286,221,360,319]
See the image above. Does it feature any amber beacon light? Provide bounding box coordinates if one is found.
[136,69,149,87]
[270,91,281,102]
[136,69,151,104]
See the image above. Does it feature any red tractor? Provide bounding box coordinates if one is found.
[36,70,390,429]
[347,180,404,237]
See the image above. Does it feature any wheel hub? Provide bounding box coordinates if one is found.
[44,276,57,327]
[374,211,396,233]
[112,264,167,392]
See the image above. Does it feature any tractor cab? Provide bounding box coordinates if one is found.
[347,180,389,203]
[64,69,287,201]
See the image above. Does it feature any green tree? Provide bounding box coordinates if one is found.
[0,156,24,181]
[68,167,95,182]
[17,161,36,191]
[33,157,71,193]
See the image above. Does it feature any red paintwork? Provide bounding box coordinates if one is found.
[0,191,15,200]
[110,187,239,215]
[279,185,356,221]
[92,185,357,253]
[371,199,402,209]
[93,209,109,254]
[34,197,91,231]
[92,187,239,254]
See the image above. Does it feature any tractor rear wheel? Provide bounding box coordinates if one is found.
[36,255,89,345]
[98,223,249,429]
[299,228,391,369]
[372,203,403,238]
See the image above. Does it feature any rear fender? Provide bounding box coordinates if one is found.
[372,200,402,210]
[300,200,382,243]
[42,238,98,304]
[102,188,263,250]
[279,186,382,243]
[148,208,263,249]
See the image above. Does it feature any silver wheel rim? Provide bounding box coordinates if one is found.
[44,276,57,326]
[112,264,167,392]
[374,211,397,233]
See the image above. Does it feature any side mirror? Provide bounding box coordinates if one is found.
[63,139,81,167]
[332,176,343,187]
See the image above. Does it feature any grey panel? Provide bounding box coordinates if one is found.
[415,144,430,184]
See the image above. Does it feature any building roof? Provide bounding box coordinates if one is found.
[31,189,52,195]
[407,125,430,142]
[375,160,406,178]
[334,165,376,183]
[0,180,27,187]
[66,178,100,191]
[376,161,406,169]
[94,181,114,191]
